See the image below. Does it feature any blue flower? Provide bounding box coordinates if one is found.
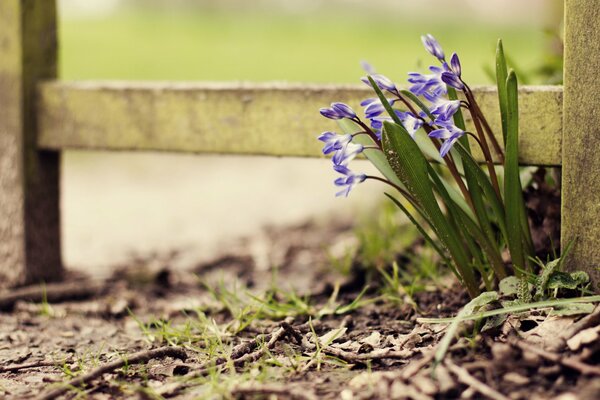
[430,99,461,125]
[319,107,343,120]
[333,165,366,197]
[318,132,352,155]
[320,102,357,120]
[331,102,357,119]
[361,97,397,119]
[428,125,465,157]
[361,74,397,93]
[360,60,376,74]
[332,141,364,166]
[449,53,461,76]
[441,71,464,90]
[408,65,448,102]
[421,34,445,61]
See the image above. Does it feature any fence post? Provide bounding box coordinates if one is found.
[0,0,62,286]
[562,0,600,291]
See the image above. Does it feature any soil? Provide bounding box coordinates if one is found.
[1,194,599,399]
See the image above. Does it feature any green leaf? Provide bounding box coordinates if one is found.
[535,241,575,298]
[499,276,520,297]
[434,291,499,367]
[504,70,529,273]
[547,271,590,290]
[382,121,478,297]
[496,39,509,146]
[454,143,508,241]
[449,87,498,250]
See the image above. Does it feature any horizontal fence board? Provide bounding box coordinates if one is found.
[37,82,562,166]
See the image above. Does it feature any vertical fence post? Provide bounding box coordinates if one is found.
[562,0,600,291]
[0,0,62,286]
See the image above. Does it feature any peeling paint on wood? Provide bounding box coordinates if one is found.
[37,82,563,166]
[0,0,62,287]
[562,0,600,290]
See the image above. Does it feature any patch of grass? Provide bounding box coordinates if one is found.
[59,9,545,84]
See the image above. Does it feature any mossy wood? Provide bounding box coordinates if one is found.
[562,0,600,289]
[37,83,562,166]
[0,0,62,287]
[0,0,598,292]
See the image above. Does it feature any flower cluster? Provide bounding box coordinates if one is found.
[315,34,533,299]
[318,104,367,197]
[318,34,471,196]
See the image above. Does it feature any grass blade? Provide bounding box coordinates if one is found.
[419,295,600,324]
[433,292,499,367]
[496,39,509,146]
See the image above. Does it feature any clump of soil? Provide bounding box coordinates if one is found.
[0,216,598,400]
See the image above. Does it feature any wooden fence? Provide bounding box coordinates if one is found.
[0,0,598,290]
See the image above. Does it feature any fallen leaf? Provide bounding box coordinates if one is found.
[360,331,381,348]
[566,326,600,351]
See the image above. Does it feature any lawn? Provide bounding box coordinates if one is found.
[59,9,546,84]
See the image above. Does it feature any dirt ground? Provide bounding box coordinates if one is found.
[1,211,599,400]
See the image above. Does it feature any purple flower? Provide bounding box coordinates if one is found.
[398,111,423,138]
[441,71,464,90]
[360,60,376,74]
[318,132,352,155]
[320,107,343,120]
[421,34,445,61]
[449,53,461,76]
[333,166,366,197]
[430,99,461,125]
[331,102,357,119]
[408,65,448,102]
[332,141,364,166]
[361,97,397,119]
[428,125,465,157]
[361,74,397,93]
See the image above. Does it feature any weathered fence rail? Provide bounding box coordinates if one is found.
[37,82,563,166]
[0,0,598,290]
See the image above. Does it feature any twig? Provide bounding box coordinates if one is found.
[231,383,318,400]
[0,359,72,373]
[509,336,600,376]
[35,346,187,400]
[232,325,287,367]
[0,280,105,311]
[445,360,510,400]
[322,346,419,364]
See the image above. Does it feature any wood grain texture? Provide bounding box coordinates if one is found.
[562,0,600,290]
[37,82,563,166]
[0,0,62,287]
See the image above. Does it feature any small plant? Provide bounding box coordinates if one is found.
[318,35,540,298]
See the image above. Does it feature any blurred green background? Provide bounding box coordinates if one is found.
[59,1,559,84]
